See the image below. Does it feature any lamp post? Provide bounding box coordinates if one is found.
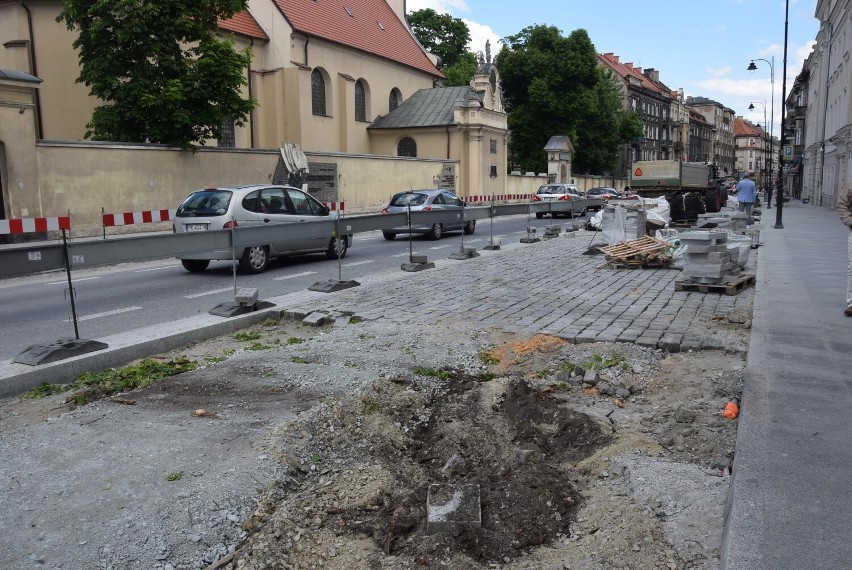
[747,55,778,223]
[748,101,770,203]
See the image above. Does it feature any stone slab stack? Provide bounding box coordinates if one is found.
[679,230,740,283]
[601,207,647,244]
[696,212,749,232]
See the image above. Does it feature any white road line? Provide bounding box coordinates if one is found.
[49,276,100,285]
[184,287,233,299]
[429,245,452,250]
[391,252,419,258]
[341,260,375,267]
[272,271,317,281]
[135,265,180,273]
[70,306,142,322]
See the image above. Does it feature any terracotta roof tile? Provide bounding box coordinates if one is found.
[218,10,268,41]
[733,117,766,136]
[598,53,668,96]
[273,0,441,78]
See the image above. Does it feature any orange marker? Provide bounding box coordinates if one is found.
[723,401,739,419]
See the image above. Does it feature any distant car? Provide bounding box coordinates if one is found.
[532,184,583,218]
[586,187,621,201]
[381,189,475,240]
[173,184,349,274]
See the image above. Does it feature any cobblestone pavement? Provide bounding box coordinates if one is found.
[278,229,754,353]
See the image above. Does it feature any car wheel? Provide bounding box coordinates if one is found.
[326,235,348,259]
[427,223,443,240]
[535,212,544,219]
[239,245,269,274]
[382,232,396,241]
[181,259,209,273]
[463,220,476,235]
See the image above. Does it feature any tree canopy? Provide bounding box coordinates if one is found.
[496,25,643,174]
[58,0,256,149]
[407,8,477,87]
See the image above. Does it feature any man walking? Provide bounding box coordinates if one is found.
[736,172,757,224]
[837,184,852,316]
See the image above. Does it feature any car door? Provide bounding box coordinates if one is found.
[440,191,464,230]
[257,186,303,254]
[285,187,330,251]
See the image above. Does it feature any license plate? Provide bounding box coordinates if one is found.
[185,223,208,232]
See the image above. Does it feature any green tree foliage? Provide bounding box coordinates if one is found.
[496,25,642,174]
[58,0,256,148]
[407,8,476,86]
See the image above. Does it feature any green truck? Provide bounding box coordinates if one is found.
[630,160,727,213]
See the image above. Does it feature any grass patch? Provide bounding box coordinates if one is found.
[287,337,304,345]
[478,351,500,365]
[261,319,279,327]
[557,361,576,374]
[166,471,184,482]
[26,382,68,400]
[203,355,227,364]
[30,358,197,407]
[234,331,262,342]
[290,356,308,364]
[363,399,380,414]
[413,366,453,379]
[246,342,275,351]
[348,316,364,324]
[535,370,551,379]
[476,372,495,382]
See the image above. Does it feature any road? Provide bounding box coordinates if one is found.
[0,213,594,361]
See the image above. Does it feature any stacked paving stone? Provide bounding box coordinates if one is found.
[601,207,647,244]
[696,211,749,232]
[679,230,739,283]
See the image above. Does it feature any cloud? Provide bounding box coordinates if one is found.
[464,19,503,52]
[706,66,732,78]
[406,0,470,14]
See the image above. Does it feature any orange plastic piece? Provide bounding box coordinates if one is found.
[723,402,739,419]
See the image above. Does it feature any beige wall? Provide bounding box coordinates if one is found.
[9,141,454,232]
[0,85,40,219]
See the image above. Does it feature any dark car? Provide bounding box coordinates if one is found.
[586,187,621,200]
[381,189,475,240]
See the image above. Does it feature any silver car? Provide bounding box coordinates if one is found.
[381,189,475,240]
[532,184,583,219]
[174,184,349,274]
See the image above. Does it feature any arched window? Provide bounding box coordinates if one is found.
[355,80,366,122]
[397,137,416,157]
[389,88,401,112]
[311,69,326,116]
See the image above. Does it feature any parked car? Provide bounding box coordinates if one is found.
[173,184,349,274]
[586,187,621,201]
[381,189,475,240]
[532,184,583,218]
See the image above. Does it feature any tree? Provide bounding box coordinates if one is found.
[58,0,256,149]
[407,8,476,86]
[496,25,642,174]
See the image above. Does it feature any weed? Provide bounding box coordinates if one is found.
[349,316,364,324]
[559,382,569,390]
[557,361,576,374]
[246,342,274,351]
[413,366,453,379]
[234,331,262,342]
[287,337,304,345]
[476,372,495,382]
[203,355,227,364]
[26,382,68,399]
[535,370,551,379]
[478,351,500,365]
[166,471,184,482]
[363,399,380,414]
[262,319,278,327]
[222,349,235,356]
[583,351,626,371]
[311,454,322,463]
[291,356,308,364]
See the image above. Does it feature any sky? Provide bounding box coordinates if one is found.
[406,0,821,138]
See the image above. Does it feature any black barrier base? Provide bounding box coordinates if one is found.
[308,279,361,293]
[520,237,541,243]
[448,247,480,260]
[483,242,501,250]
[401,262,435,272]
[209,300,274,318]
[14,338,109,366]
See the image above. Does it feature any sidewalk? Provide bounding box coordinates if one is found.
[720,201,852,569]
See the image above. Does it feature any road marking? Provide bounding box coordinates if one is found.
[49,276,100,285]
[135,265,180,273]
[429,245,452,250]
[272,271,317,281]
[70,306,142,322]
[391,252,419,258]
[184,287,233,299]
[342,260,375,267]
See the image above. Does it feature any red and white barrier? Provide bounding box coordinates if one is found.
[323,202,345,212]
[462,194,532,203]
[102,209,176,227]
[0,216,71,235]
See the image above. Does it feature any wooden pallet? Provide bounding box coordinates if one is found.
[598,235,672,268]
[675,273,756,295]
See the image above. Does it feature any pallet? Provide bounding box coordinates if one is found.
[675,273,755,295]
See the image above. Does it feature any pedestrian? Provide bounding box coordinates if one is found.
[836,184,852,316]
[766,183,773,208]
[736,172,757,224]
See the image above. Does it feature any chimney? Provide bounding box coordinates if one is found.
[644,68,660,82]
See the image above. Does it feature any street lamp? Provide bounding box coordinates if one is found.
[747,56,779,225]
[748,101,770,203]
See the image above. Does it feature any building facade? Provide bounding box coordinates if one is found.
[686,96,736,177]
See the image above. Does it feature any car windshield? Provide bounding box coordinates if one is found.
[389,192,428,207]
[537,185,565,195]
[176,190,233,217]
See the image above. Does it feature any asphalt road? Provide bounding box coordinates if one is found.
[0,213,593,361]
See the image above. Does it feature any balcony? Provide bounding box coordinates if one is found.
[661,139,673,147]
[794,105,805,119]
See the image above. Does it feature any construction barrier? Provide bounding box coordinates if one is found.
[463,194,531,203]
[102,209,176,227]
[0,216,71,235]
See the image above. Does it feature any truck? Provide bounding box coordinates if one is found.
[630,160,727,216]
